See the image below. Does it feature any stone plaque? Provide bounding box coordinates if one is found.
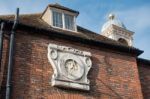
[47,44,92,90]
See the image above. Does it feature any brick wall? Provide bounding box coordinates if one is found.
[0,30,143,99]
[138,60,150,99]
[0,34,9,98]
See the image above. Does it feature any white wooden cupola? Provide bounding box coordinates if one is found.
[101,14,134,46]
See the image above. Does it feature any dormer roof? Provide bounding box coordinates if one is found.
[41,3,79,32]
[48,3,79,15]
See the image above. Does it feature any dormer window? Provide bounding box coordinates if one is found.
[41,4,79,32]
[52,10,75,31]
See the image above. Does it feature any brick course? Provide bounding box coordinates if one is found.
[0,30,143,99]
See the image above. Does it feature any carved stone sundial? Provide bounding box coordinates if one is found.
[48,43,92,90]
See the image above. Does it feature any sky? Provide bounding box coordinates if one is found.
[0,0,150,59]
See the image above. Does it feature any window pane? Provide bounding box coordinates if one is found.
[65,14,74,30]
[52,11,63,28]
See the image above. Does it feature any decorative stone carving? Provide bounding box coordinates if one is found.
[47,43,92,90]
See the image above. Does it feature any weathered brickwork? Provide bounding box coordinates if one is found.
[0,34,9,98]
[0,30,143,99]
[138,61,150,99]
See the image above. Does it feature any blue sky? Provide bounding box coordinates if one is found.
[0,0,150,59]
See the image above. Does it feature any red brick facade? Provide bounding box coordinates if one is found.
[138,60,150,99]
[0,30,144,99]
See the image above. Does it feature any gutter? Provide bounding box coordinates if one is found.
[137,58,150,66]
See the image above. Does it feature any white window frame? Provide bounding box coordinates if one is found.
[50,9,77,32]
[52,10,63,28]
[64,14,75,31]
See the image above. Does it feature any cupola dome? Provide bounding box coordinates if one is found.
[101,14,126,32]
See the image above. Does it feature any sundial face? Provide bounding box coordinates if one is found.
[65,59,80,79]
[60,54,85,80]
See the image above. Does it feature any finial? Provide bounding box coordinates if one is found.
[108,13,115,20]
[54,0,60,5]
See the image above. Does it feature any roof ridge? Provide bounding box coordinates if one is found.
[48,3,79,14]
[19,13,42,16]
[0,13,42,17]
[0,14,15,17]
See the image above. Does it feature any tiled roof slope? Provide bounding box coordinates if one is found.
[0,13,129,46]
[0,13,143,55]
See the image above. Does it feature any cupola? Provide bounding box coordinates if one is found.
[41,3,79,32]
[101,13,134,46]
[101,14,126,32]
